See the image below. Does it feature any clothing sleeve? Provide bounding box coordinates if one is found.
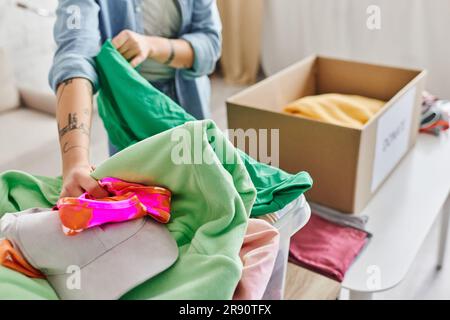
[48,0,101,93]
[180,0,222,79]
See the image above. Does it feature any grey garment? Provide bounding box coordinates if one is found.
[142,0,181,38]
[140,0,181,81]
[0,208,178,300]
[310,203,371,236]
[0,208,47,239]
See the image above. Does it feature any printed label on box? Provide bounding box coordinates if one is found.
[371,86,417,192]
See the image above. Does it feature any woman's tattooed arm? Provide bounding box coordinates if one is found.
[55,78,93,162]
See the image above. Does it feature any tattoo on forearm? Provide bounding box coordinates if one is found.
[57,78,94,106]
[57,78,74,105]
[58,113,90,138]
[62,142,88,154]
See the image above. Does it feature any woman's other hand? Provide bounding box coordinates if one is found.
[112,29,168,67]
[60,164,109,199]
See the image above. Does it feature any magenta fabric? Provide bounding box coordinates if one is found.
[56,177,171,235]
[289,213,368,282]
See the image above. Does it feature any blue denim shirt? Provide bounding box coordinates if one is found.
[49,0,222,119]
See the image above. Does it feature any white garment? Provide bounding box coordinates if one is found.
[262,0,450,98]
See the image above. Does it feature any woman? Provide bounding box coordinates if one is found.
[49,0,222,198]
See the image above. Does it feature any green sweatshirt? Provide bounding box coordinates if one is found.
[0,40,312,299]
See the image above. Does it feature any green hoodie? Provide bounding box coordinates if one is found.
[0,119,255,299]
[96,40,312,217]
[0,41,312,299]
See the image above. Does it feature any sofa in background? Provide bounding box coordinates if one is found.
[0,48,108,177]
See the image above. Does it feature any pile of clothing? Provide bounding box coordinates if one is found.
[283,90,450,137]
[420,91,450,136]
[0,41,312,300]
[283,94,386,129]
[289,203,371,282]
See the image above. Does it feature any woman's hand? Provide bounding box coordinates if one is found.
[60,164,109,199]
[112,29,194,69]
[112,30,168,68]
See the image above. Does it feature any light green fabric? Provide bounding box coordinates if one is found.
[0,120,256,300]
[96,40,312,217]
[0,40,312,299]
[0,171,61,213]
[0,267,57,300]
[94,120,255,299]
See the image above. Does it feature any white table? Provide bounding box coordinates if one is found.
[341,132,450,299]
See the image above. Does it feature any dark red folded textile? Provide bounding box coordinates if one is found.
[289,213,368,282]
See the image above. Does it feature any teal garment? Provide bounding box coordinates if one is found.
[0,120,256,300]
[96,40,312,217]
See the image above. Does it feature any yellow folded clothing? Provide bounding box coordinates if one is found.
[283,94,385,129]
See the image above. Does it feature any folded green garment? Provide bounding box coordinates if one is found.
[96,40,312,217]
[0,120,256,300]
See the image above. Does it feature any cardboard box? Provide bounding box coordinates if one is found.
[226,56,427,213]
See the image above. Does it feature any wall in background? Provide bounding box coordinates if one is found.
[0,0,57,93]
[262,0,450,99]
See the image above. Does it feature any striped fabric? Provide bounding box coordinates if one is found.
[142,0,181,38]
[140,0,181,81]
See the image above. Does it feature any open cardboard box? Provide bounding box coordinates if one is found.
[226,56,427,213]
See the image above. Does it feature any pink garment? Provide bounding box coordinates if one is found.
[233,219,280,300]
[289,213,368,282]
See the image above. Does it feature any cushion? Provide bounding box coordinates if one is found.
[19,86,56,116]
[0,108,55,169]
[0,49,20,113]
